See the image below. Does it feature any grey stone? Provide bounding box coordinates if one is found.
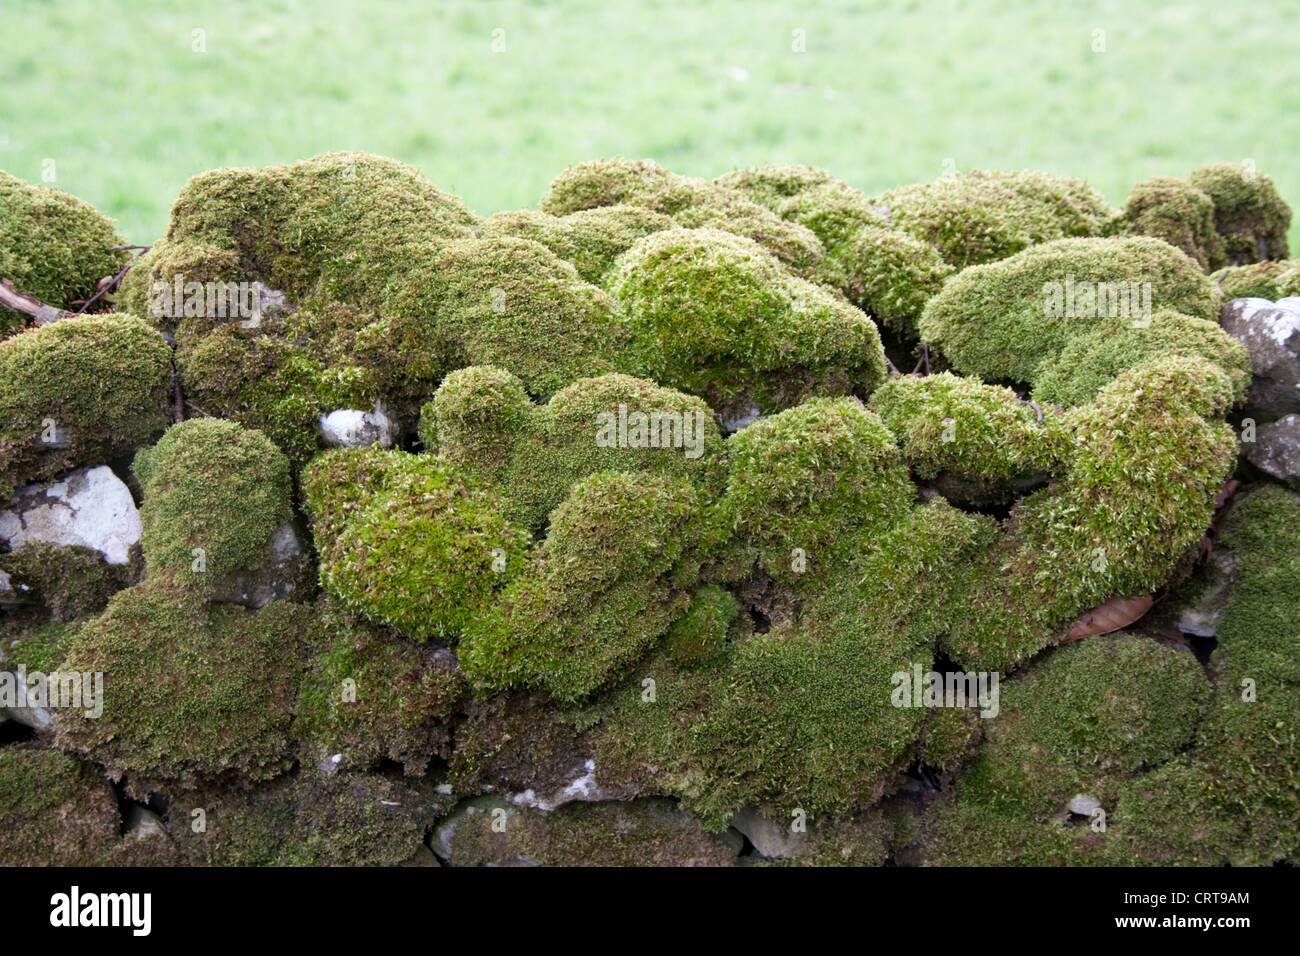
[1067,794,1102,817]
[0,466,140,565]
[1175,549,1240,638]
[318,403,395,448]
[209,521,313,608]
[1220,298,1300,420]
[730,805,810,859]
[1246,414,1300,491]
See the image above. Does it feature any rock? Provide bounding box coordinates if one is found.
[1067,794,1102,817]
[730,806,810,859]
[1220,298,1300,420]
[432,797,739,867]
[506,758,629,811]
[1175,549,1240,638]
[318,403,395,448]
[0,466,140,565]
[209,521,313,608]
[1275,296,1300,316]
[1246,414,1300,491]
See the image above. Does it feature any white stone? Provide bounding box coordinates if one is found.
[318,403,395,448]
[0,466,140,564]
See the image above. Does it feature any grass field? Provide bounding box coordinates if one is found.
[3,0,1298,246]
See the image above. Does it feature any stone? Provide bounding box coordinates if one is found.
[0,466,140,565]
[1220,298,1300,420]
[209,521,314,609]
[1175,549,1240,638]
[318,403,395,449]
[1246,414,1300,491]
[730,805,810,859]
[1067,793,1102,817]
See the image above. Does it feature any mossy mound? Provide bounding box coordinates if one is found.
[1122,176,1226,271]
[480,204,675,284]
[922,634,1209,866]
[459,470,704,703]
[0,313,172,499]
[133,418,291,592]
[919,236,1221,384]
[0,542,134,623]
[540,157,678,214]
[1188,162,1292,265]
[875,169,1114,268]
[0,170,127,329]
[302,447,529,642]
[0,748,122,865]
[56,581,308,785]
[420,367,726,532]
[295,598,465,776]
[712,163,845,210]
[608,227,886,416]
[1212,258,1300,301]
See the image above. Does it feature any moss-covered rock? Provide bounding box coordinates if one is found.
[875,169,1114,268]
[664,585,739,667]
[1030,309,1251,409]
[420,367,726,533]
[0,313,172,499]
[302,447,529,641]
[1212,258,1300,301]
[133,418,291,593]
[56,580,308,785]
[459,470,704,703]
[0,747,122,865]
[608,228,886,416]
[0,542,134,622]
[712,163,845,210]
[0,170,127,329]
[1188,162,1292,265]
[295,597,465,775]
[1122,176,1226,271]
[919,236,1220,384]
[540,158,678,214]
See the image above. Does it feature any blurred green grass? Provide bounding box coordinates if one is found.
[2,0,1298,247]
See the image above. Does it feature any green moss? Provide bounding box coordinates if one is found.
[480,204,675,284]
[57,581,308,784]
[941,355,1238,671]
[1,619,79,673]
[539,157,678,214]
[295,597,465,775]
[459,470,703,703]
[1122,176,1226,271]
[919,236,1220,384]
[875,169,1113,268]
[712,397,913,585]
[0,748,121,865]
[0,170,127,329]
[1212,258,1300,301]
[283,770,445,866]
[712,164,845,211]
[421,368,726,533]
[872,371,1069,483]
[608,228,886,415]
[302,447,529,641]
[665,585,739,667]
[133,418,291,591]
[1188,162,1292,265]
[387,235,628,399]
[0,543,132,622]
[1031,309,1251,409]
[0,313,172,498]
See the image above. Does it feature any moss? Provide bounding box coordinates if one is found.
[459,470,703,703]
[133,418,291,591]
[387,235,628,399]
[919,236,1221,384]
[302,447,529,641]
[875,169,1113,268]
[539,157,678,214]
[1031,309,1251,409]
[1188,162,1292,265]
[480,204,675,284]
[283,770,445,866]
[0,543,133,622]
[1212,258,1300,301]
[56,580,307,784]
[712,397,913,585]
[0,313,172,499]
[941,355,1238,671]
[871,371,1070,484]
[922,634,1208,865]
[0,747,122,865]
[1,619,79,673]
[421,368,727,533]
[665,585,739,667]
[0,170,127,329]
[1122,176,1226,270]
[608,228,886,415]
[776,183,953,334]
[917,705,984,774]
[295,597,465,775]
[712,164,844,211]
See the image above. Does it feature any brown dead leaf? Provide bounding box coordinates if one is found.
[1060,594,1155,643]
